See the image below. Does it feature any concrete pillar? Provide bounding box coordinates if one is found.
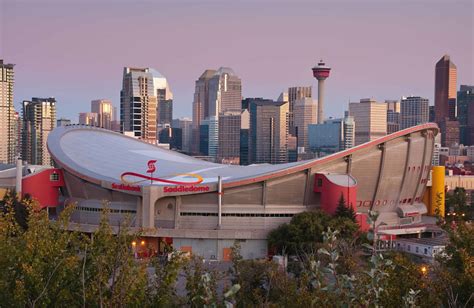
[15,158,22,195]
[141,186,155,229]
[217,176,222,228]
[317,79,325,124]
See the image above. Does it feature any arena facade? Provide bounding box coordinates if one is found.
[31,123,437,259]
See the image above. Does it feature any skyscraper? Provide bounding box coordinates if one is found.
[0,60,16,164]
[158,100,173,126]
[171,117,193,153]
[208,67,242,117]
[386,100,400,134]
[91,99,114,130]
[192,67,242,155]
[400,96,429,129]
[121,67,170,143]
[78,112,98,126]
[293,97,318,151]
[457,85,474,145]
[198,116,219,159]
[192,69,217,154]
[249,99,289,164]
[288,86,312,134]
[308,115,355,155]
[21,98,56,166]
[435,55,459,146]
[349,98,387,145]
[218,110,248,164]
[435,55,457,123]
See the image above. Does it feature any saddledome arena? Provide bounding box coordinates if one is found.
[47,123,438,260]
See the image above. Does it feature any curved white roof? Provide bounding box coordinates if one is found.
[47,125,306,186]
[47,124,439,188]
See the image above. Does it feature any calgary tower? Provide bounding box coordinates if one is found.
[312,60,331,124]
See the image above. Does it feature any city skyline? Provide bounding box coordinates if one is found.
[1,0,473,121]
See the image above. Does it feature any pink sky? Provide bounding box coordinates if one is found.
[1,0,473,121]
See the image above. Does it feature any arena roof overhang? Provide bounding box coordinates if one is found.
[47,123,438,190]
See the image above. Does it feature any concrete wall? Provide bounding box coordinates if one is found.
[173,238,267,260]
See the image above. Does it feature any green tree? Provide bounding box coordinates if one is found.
[0,189,30,230]
[335,193,357,222]
[82,207,148,306]
[446,187,469,220]
[0,199,84,307]
[268,210,359,255]
[435,222,474,306]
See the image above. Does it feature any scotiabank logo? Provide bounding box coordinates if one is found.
[120,160,204,186]
[163,185,210,193]
[112,183,141,192]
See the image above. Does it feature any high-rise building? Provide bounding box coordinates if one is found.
[217,110,248,164]
[200,116,219,160]
[439,120,460,147]
[171,118,193,153]
[57,118,71,127]
[386,100,400,134]
[457,85,474,145]
[249,99,289,164]
[435,55,458,146]
[288,86,312,134]
[158,100,173,126]
[192,69,217,154]
[121,67,170,143]
[0,60,16,164]
[293,97,317,151]
[308,115,355,155]
[192,67,242,155]
[78,112,98,126]
[349,98,387,145]
[13,112,21,160]
[239,110,250,166]
[429,106,435,122]
[21,98,56,165]
[312,60,331,124]
[208,67,242,117]
[400,96,429,129]
[277,91,289,103]
[91,99,114,130]
[435,55,457,122]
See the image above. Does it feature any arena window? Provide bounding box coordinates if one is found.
[180,212,294,218]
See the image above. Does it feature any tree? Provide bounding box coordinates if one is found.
[268,210,359,255]
[435,222,474,306]
[446,187,469,220]
[0,189,31,230]
[335,193,357,222]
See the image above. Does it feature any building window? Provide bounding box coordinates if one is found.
[317,178,323,187]
[424,248,428,255]
[50,173,59,181]
[408,245,411,251]
[416,247,419,253]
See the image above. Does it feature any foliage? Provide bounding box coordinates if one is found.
[335,193,357,222]
[0,189,30,230]
[446,187,469,220]
[147,251,186,307]
[436,222,474,306]
[267,210,359,255]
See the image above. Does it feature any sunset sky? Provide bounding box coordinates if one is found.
[1,0,473,120]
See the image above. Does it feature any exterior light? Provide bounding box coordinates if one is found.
[462,213,465,216]
[140,240,146,246]
[421,266,427,275]
[132,241,136,247]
